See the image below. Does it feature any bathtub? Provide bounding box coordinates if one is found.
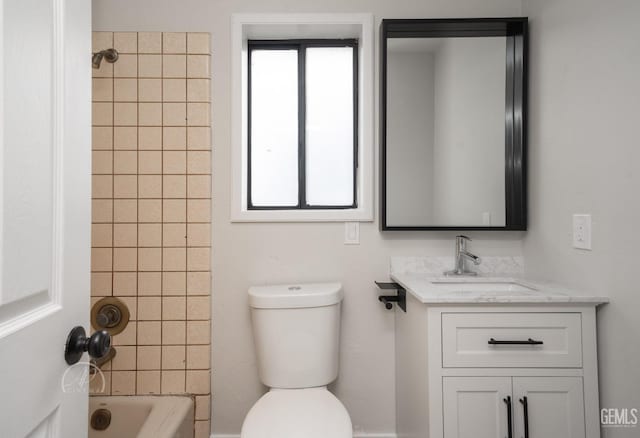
[89,396,194,438]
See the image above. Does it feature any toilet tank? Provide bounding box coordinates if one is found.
[248,283,343,389]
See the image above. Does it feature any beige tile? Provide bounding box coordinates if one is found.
[114,103,137,126]
[161,370,185,394]
[194,420,211,438]
[138,297,162,320]
[138,321,161,345]
[162,345,186,369]
[163,223,186,247]
[114,54,137,77]
[163,321,186,345]
[187,296,210,320]
[187,175,211,199]
[163,175,186,198]
[138,127,162,150]
[114,127,137,150]
[163,248,186,271]
[163,151,186,174]
[92,199,113,223]
[163,103,186,126]
[97,229,120,253]
[113,150,137,174]
[187,55,210,79]
[113,247,137,271]
[187,151,211,174]
[112,322,136,346]
[138,199,162,222]
[112,345,136,370]
[92,150,113,174]
[92,175,112,198]
[195,395,210,421]
[138,54,162,78]
[139,175,162,198]
[137,346,161,369]
[187,272,210,296]
[90,370,111,395]
[188,247,210,271]
[113,175,137,199]
[111,371,136,395]
[114,79,137,102]
[187,127,210,150]
[113,199,137,223]
[187,79,210,102]
[163,55,186,78]
[118,296,138,320]
[163,199,186,223]
[186,320,210,345]
[92,32,113,52]
[113,32,137,53]
[187,345,210,370]
[92,78,113,101]
[187,199,211,223]
[137,370,160,394]
[92,127,113,150]
[163,79,186,102]
[163,127,186,150]
[187,103,210,126]
[138,79,161,102]
[139,151,162,174]
[187,33,210,55]
[138,272,162,296]
[113,224,137,247]
[113,272,137,296]
[91,272,112,296]
[92,102,113,126]
[187,224,210,247]
[186,370,210,394]
[163,296,186,320]
[138,223,162,247]
[92,60,113,78]
[163,32,187,54]
[139,103,162,126]
[138,248,162,271]
[163,272,186,295]
[138,32,162,54]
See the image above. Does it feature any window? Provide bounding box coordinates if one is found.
[248,39,358,210]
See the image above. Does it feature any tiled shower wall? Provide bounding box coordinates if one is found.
[90,31,212,438]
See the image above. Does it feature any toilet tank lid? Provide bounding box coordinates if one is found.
[248,282,343,309]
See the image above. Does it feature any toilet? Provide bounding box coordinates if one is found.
[241,282,352,438]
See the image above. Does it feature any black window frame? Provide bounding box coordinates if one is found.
[247,39,359,210]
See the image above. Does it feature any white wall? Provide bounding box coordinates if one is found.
[92,0,523,435]
[521,1,640,436]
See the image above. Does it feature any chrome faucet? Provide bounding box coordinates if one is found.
[444,235,482,276]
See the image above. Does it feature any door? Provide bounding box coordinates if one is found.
[0,0,91,436]
[443,377,513,438]
[513,377,586,438]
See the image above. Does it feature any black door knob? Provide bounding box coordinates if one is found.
[65,326,111,365]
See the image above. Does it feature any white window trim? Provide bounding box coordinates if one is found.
[230,13,374,222]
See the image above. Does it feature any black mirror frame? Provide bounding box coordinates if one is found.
[380,17,528,231]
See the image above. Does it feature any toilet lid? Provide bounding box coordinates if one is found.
[241,388,352,438]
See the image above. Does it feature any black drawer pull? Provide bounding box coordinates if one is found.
[503,396,513,438]
[519,396,529,438]
[488,338,543,345]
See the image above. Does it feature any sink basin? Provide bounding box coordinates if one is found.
[430,280,537,293]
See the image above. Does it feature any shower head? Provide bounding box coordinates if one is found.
[92,48,119,69]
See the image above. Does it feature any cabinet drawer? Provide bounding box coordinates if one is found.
[442,313,582,368]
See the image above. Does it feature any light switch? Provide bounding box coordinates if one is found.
[344,222,359,245]
[573,214,592,250]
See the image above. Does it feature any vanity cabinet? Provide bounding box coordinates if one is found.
[395,293,603,438]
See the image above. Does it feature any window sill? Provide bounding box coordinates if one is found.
[230,207,373,223]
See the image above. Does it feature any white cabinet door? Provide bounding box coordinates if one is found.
[0,0,91,436]
[443,377,513,438]
[513,377,586,438]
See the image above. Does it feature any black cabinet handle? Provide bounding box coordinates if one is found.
[503,396,513,438]
[489,338,543,345]
[519,396,529,438]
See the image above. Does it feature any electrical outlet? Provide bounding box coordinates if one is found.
[344,222,360,245]
[573,214,592,250]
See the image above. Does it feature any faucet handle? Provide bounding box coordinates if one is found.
[456,235,472,241]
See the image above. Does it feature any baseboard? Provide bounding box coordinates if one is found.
[212,433,397,438]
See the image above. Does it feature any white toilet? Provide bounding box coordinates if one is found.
[241,282,352,438]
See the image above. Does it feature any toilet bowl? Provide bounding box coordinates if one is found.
[241,283,352,437]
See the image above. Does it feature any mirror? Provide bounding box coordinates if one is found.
[381,18,527,230]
